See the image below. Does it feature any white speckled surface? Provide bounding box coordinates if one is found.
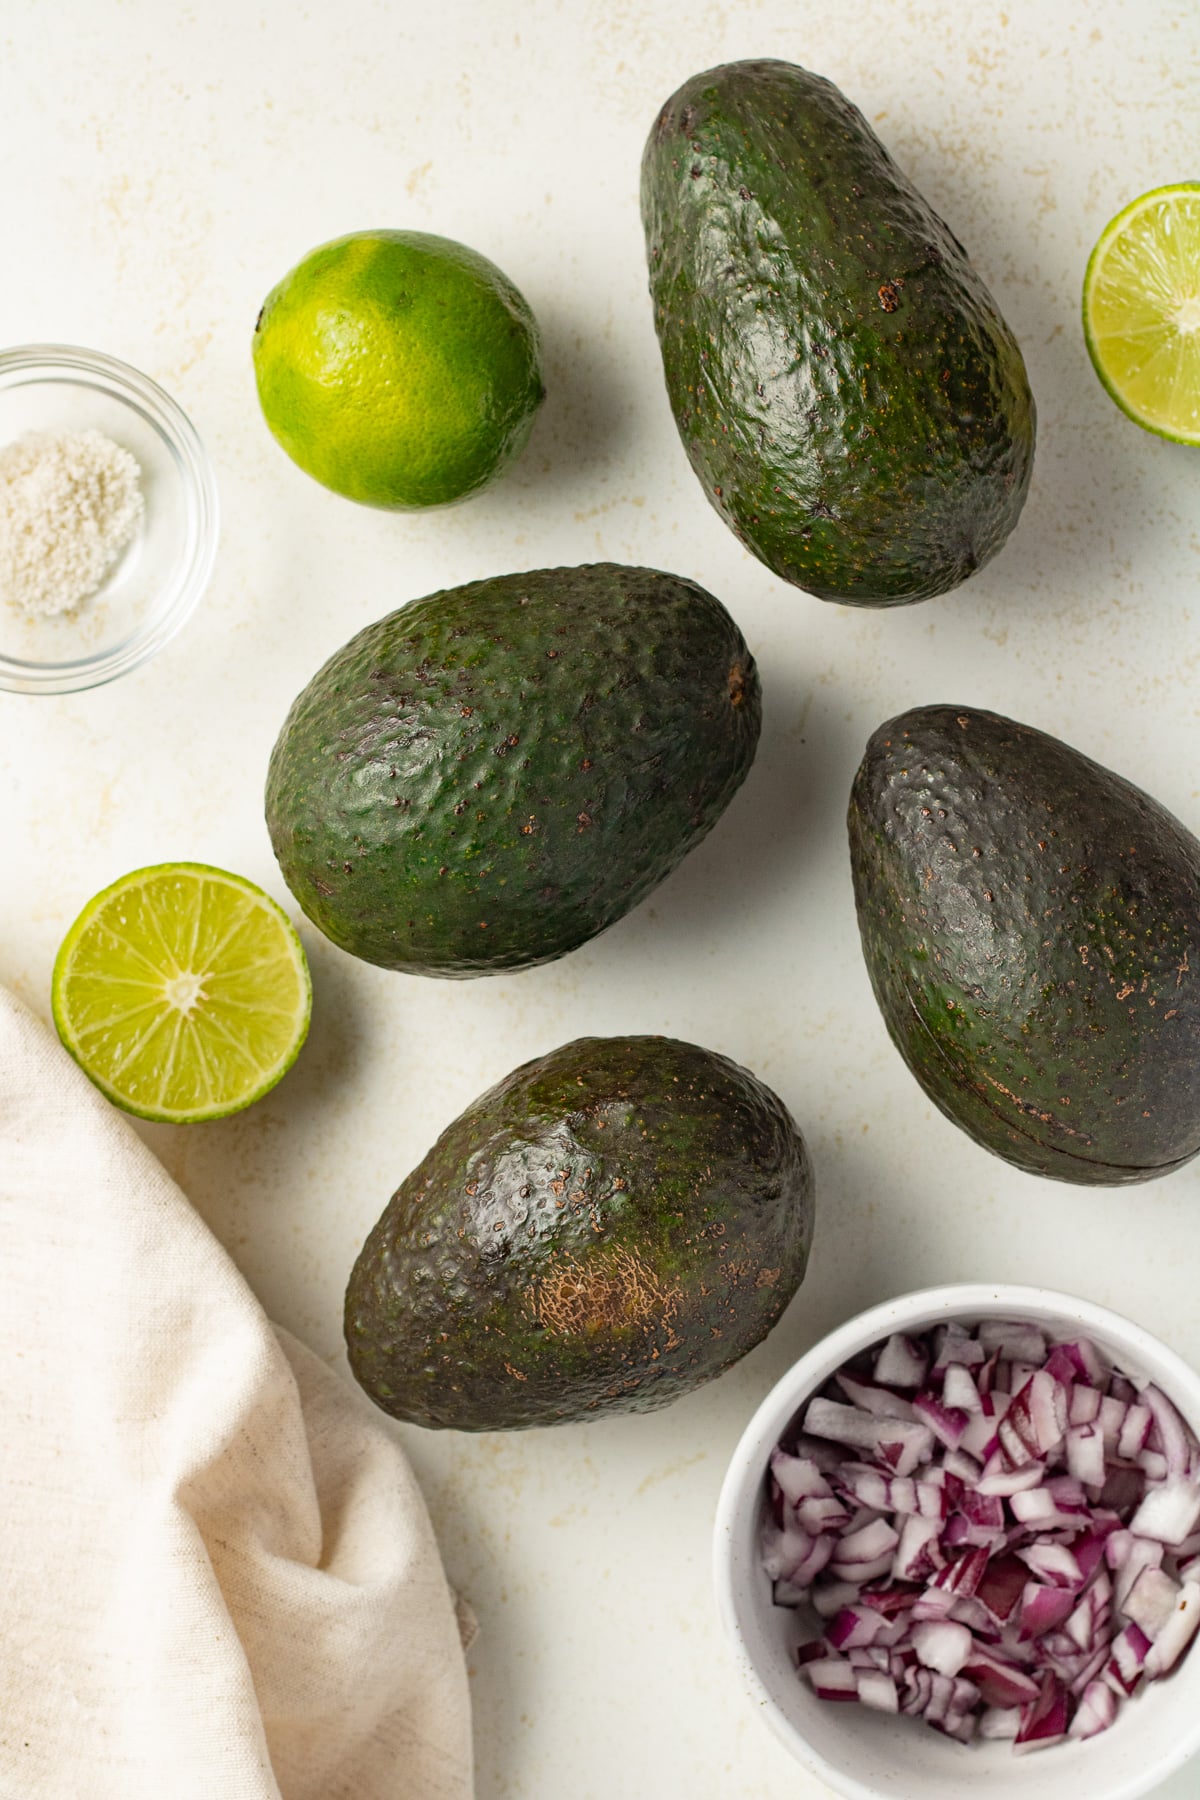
[3,2,1200,1793]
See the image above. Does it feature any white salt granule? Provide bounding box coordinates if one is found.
[0,428,144,618]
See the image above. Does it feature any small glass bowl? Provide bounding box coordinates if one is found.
[0,345,219,695]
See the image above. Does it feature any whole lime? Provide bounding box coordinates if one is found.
[252,229,545,509]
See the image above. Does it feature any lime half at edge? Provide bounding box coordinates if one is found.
[52,862,312,1123]
[1083,183,1200,444]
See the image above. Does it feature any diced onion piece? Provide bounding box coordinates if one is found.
[835,1371,917,1421]
[1143,1385,1192,1479]
[892,1514,944,1583]
[856,1670,899,1712]
[1117,1403,1153,1461]
[803,1398,935,1478]
[1123,1565,1181,1640]
[1145,1582,1200,1677]
[977,1321,1048,1362]
[760,1517,812,1580]
[1013,1676,1070,1754]
[913,1391,970,1450]
[811,1577,860,1620]
[912,1620,972,1677]
[1103,1622,1152,1696]
[797,1492,851,1535]
[1069,1384,1102,1427]
[1016,1541,1083,1588]
[943,1365,982,1413]
[1018,1583,1077,1641]
[873,1334,929,1389]
[932,1323,986,1372]
[1070,1680,1118,1739]
[1128,1477,1200,1547]
[769,1448,832,1506]
[834,1518,899,1565]
[805,1657,858,1701]
[1065,1423,1107,1489]
[1111,1535,1164,1615]
[828,1606,889,1651]
[978,1705,1021,1740]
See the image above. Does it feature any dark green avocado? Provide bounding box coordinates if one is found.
[640,60,1036,606]
[848,705,1200,1184]
[264,563,760,975]
[344,1035,815,1429]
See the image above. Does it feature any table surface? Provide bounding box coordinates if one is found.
[4,1,1200,1794]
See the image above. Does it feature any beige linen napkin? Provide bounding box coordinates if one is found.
[0,986,473,1800]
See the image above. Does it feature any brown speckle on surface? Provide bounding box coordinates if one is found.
[527,1246,681,1339]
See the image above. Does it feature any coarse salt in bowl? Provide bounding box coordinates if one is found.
[713,1284,1200,1800]
[0,344,219,695]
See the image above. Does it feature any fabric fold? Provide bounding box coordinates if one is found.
[0,986,472,1800]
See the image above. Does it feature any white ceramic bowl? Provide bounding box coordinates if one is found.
[713,1284,1200,1800]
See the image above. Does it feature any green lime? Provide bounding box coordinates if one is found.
[1083,183,1200,444]
[51,863,312,1124]
[252,229,545,508]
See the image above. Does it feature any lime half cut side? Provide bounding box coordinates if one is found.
[52,862,312,1123]
[1083,183,1200,444]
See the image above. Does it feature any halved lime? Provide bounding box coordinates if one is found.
[1083,183,1200,443]
[52,862,311,1123]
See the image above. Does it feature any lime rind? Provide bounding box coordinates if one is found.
[52,861,312,1125]
[1083,182,1200,445]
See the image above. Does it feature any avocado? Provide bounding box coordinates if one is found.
[265,563,760,976]
[344,1035,815,1429]
[848,705,1200,1184]
[640,60,1036,607]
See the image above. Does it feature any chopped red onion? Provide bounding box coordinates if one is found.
[1144,1386,1192,1478]
[1013,1676,1070,1754]
[1145,1581,1200,1676]
[803,1397,935,1478]
[912,1620,972,1677]
[978,1704,1021,1740]
[913,1391,970,1450]
[942,1364,983,1414]
[1065,1423,1106,1489]
[975,1453,1046,1499]
[827,1605,889,1651]
[1123,1565,1182,1639]
[1016,1541,1083,1588]
[807,1657,859,1700]
[811,1577,860,1620]
[873,1333,929,1388]
[1070,1384,1102,1427]
[1103,1621,1152,1695]
[1110,1534,1164,1613]
[856,1670,900,1712]
[1117,1403,1153,1462]
[1018,1582,1077,1640]
[768,1316,1200,1753]
[834,1371,917,1421]
[1129,1477,1200,1547]
[1070,1679,1117,1739]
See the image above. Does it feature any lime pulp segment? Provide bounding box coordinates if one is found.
[52,863,311,1123]
[1083,183,1200,444]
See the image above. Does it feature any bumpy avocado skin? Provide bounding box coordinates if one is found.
[848,706,1200,1184]
[264,564,760,975]
[344,1036,815,1429]
[640,60,1036,606]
